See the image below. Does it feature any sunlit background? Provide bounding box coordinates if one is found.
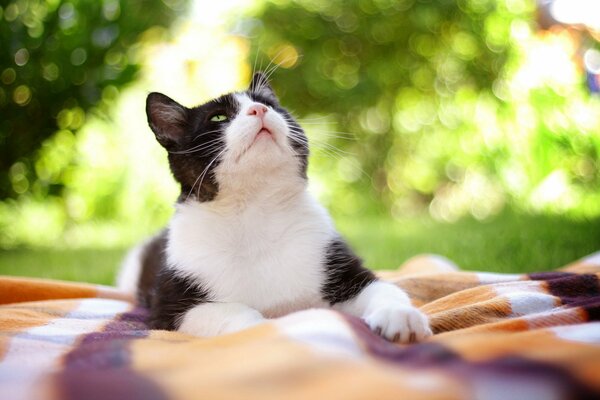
[1,0,599,282]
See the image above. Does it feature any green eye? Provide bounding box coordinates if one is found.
[210,114,228,122]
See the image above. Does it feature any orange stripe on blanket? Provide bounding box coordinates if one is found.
[421,285,500,315]
[430,326,600,392]
[427,296,515,333]
[131,325,466,400]
[548,323,600,391]
[0,277,98,305]
[0,299,132,400]
[0,300,80,360]
[560,251,600,273]
[387,273,489,306]
[432,305,588,339]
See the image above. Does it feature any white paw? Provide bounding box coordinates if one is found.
[178,303,265,337]
[364,305,432,343]
[219,309,265,335]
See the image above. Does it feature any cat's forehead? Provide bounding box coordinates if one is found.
[194,93,239,113]
[194,90,276,113]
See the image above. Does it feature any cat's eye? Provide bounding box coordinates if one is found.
[210,114,228,122]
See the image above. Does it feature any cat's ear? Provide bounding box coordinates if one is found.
[249,72,276,98]
[146,92,189,147]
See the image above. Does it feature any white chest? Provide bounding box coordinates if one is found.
[166,192,335,316]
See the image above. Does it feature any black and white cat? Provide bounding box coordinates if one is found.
[118,72,431,343]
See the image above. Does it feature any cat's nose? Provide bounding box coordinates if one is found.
[247,103,268,118]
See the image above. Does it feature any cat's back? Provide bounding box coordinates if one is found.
[117,230,167,306]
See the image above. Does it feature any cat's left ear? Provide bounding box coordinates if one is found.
[146,92,189,148]
[249,72,277,99]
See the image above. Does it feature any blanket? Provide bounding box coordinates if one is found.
[0,253,599,400]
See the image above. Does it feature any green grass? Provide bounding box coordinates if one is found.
[0,211,598,285]
[0,248,127,285]
[338,211,600,273]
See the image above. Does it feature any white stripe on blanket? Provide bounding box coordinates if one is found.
[274,309,364,359]
[0,299,130,400]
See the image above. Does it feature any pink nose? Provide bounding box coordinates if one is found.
[247,103,268,117]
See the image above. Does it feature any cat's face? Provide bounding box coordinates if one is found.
[146,73,308,202]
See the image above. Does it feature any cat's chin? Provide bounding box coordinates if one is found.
[244,131,284,157]
[254,128,273,141]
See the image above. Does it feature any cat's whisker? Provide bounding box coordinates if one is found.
[263,52,303,84]
[193,129,222,142]
[170,138,224,155]
[294,127,357,139]
[255,51,304,93]
[196,148,227,199]
[295,117,332,121]
[251,46,261,82]
[186,148,227,202]
[299,131,356,141]
[260,48,287,83]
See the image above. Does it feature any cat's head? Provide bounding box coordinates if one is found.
[146,72,308,203]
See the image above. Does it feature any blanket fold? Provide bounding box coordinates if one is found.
[1,252,599,400]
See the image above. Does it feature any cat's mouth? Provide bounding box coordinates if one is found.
[254,127,273,141]
[234,126,280,162]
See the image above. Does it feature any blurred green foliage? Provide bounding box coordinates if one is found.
[0,0,598,252]
[248,0,600,220]
[0,0,185,199]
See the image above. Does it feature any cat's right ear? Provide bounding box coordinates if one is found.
[146,92,189,147]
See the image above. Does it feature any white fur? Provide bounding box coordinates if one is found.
[116,240,146,293]
[124,93,431,343]
[168,93,334,318]
[178,302,265,336]
[168,190,334,317]
[335,281,432,342]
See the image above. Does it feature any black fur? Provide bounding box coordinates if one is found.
[146,267,211,331]
[136,230,168,307]
[321,238,377,305]
[136,232,212,330]
[147,92,240,202]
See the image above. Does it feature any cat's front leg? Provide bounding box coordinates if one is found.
[178,302,265,337]
[335,281,432,343]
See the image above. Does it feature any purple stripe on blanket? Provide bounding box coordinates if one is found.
[530,273,599,306]
[55,307,168,400]
[568,298,600,321]
[529,272,574,281]
[344,315,599,399]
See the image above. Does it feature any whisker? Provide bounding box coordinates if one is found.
[298,115,331,121]
[252,46,260,81]
[170,138,224,155]
[195,148,227,199]
[186,148,227,202]
[193,129,222,141]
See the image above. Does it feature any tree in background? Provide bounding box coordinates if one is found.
[1,0,598,249]
[0,0,186,199]
[248,0,600,220]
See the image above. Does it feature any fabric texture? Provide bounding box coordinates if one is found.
[0,253,599,400]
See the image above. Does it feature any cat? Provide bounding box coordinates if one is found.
[117,72,431,343]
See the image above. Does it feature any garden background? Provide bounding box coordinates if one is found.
[1,0,599,284]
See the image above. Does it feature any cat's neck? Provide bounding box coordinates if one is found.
[181,172,308,215]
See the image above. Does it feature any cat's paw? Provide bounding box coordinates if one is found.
[219,309,265,335]
[364,305,432,343]
[178,303,265,337]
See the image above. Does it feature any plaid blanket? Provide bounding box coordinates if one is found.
[1,253,599,400]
